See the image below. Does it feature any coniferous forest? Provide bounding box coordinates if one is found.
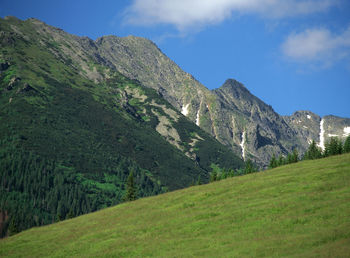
[0,148,163,237]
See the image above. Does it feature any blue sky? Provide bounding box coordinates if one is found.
[1,0,350,117]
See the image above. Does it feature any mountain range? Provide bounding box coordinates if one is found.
[0,16,349,236]
[97,32,350,167]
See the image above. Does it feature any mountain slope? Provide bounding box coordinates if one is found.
[6,17,350,167]
[212,79,301,165]
[0,16,243,236]
[1,154,350,257]
[83,30,303,166]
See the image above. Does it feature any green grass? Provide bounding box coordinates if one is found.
[1,154,350,257]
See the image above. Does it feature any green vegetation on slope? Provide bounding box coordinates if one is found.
[1,154,349,257]
[0,16,243,236]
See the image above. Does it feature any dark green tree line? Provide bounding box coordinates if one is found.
[209,159,258,183]
[269,149,299,169]
[269,136,350,169]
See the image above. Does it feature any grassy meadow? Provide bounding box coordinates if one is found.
[1,153,350,257]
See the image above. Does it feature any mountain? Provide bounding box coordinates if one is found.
[212,79,300,166]
[48,20,348,167]
[4,16,348,168]
[1,153,350,257]
[0,16,243,236]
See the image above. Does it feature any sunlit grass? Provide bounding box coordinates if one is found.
[1,154,350,257]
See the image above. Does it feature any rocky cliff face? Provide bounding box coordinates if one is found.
[94,32,350,166]
[89,34,303,166]
[212,79,301,167]
[4,17,349,167]
[284,112,350,151]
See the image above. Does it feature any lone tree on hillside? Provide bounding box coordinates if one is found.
[124,171,137,202]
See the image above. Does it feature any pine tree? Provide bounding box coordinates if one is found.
[209,171,217,182]
[244,159,255,174]
[268,154,278,169]
[286,153,293,164]
[8,218,19,236]
[324,137,342,157]
[277,155,285,166]
[228,169,235,178]
[291,149,299,163]
[344,136,350,153]
[124,171,137,201]
[303,140,322,160]
[337,139,343,154]
[196,175,202,185]
[220,169,227,180]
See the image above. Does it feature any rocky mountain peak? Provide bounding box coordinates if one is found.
[96,34,156,49]
[213,78,275,116]
[221,78,246,89]
[217,79,249,97]
[289,110,320,120]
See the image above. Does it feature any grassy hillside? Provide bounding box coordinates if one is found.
[1,154,350,257]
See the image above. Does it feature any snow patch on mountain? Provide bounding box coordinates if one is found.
[240,131,246,161]
[318,119,325,151]
[328,134,338,137]
[307,115,311,119]
[181,104,190,116]
[344,127,350,136]
[195,109,200,126]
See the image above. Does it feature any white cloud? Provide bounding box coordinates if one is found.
[124,0,336,31]
[281,26,350,65]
